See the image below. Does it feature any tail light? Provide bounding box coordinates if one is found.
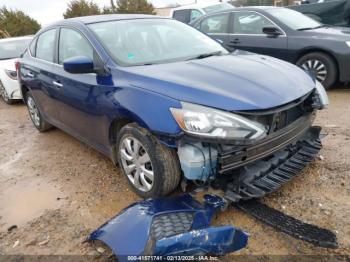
[15,61,20,72]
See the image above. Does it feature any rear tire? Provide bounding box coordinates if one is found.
[297,52,337,89]
[117,123,181,198]
[0,80,15,105]
[26,92,52,132]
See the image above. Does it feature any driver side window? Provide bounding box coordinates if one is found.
[233,12,275,35]
[58,28,94,64]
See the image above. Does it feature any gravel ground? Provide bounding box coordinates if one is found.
[0,86,349,259]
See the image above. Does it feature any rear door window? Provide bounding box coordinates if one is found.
[200,13,230,34]
[29,38,37,56]
[36,29,56,62]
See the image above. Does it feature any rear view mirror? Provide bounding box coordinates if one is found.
[63,56,94,74]
[263,26,284,37]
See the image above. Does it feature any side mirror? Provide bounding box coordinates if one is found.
[63,56,94,74]
[263,26,284,37]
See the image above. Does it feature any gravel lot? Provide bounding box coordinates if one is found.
[0,86,349,258]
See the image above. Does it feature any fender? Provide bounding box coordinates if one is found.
[106,83,183,147]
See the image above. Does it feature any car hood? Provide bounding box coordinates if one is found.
[307,27,350,40]
[120,51,315,111]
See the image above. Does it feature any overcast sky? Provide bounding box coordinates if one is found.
[0,0,224,26]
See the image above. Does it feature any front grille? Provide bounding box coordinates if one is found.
[239,91,315,134]
[216,92,317,173]
[218,113,315,173]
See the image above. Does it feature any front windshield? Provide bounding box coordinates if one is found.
[88,18,228,66]
[0,39,31,60]
[203,3,234,14]
[267,8,322,30]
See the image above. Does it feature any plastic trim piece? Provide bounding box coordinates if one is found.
[224,126,322,202]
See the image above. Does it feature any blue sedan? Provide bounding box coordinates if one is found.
[19,14,328,199]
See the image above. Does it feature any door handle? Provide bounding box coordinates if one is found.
[27,72,34,78]
[230,39,241,44]
[53,81,63,88]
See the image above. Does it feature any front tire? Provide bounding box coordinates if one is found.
[26,92,52,132]
[117,123,181,198]
[297,52,337,89]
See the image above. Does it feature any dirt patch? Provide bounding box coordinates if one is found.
[0,87,349,257]
[0,178,62,231]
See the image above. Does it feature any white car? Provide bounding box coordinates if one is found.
[0,36,32,104]
[170,2,234,24]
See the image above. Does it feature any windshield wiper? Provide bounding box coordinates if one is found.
[187,51,222,61]
[297,25,325,31]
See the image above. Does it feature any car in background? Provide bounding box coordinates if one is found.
[19,15,327,200]
[289,0,350,27]
[191,7,350,89]
[0,36,32,104]
[170,2,234,24]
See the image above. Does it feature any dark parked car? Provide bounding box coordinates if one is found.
[19,14,328,200]
[191,7,350,88]
[289,0,350,28]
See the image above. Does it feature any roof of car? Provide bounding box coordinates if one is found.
[235,6,282,11]
[172,2,228,11]
[62,14,166,25]
[0,35,33,42]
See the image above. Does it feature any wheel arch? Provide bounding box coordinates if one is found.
[108,117,133,165]
[20,84,30,102]
[106,86,183,164]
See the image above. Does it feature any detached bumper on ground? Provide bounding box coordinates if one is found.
[87,194,249,261]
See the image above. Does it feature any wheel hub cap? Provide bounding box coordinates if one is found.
[301,59,327,82]
[27,97,40,127]
[120,137,154,192]
[0,81,9,102]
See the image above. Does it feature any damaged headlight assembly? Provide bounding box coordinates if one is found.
[170,102,267,143]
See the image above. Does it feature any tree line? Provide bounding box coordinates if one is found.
[0,0,156,39]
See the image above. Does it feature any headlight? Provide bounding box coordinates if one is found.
[346,41,350,48]
[170,102,266,141]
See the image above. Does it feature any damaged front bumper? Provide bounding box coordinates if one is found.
[87,194,248,261]
[178,111,322,200]
[222,126,322,202]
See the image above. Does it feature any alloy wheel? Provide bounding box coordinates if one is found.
[27,96,41,127]
[119,137,154,192]
[0,81,9,102]
[301,59,328,82]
